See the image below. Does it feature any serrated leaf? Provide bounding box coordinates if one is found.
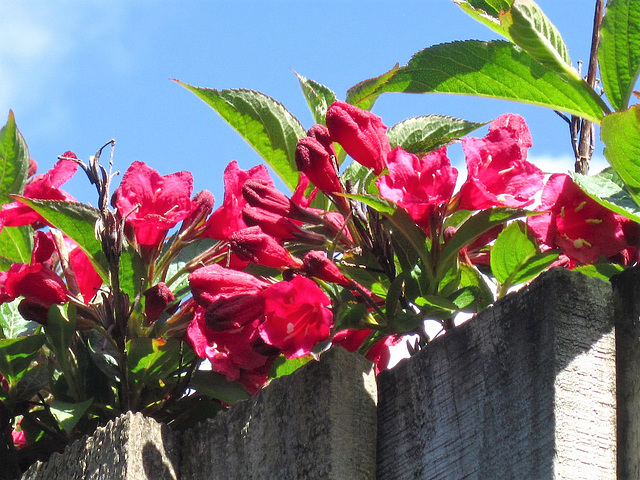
[366,40,608,123]
[345,63,400,111]
[573,168,640,223]
[0,110,29,205]
[0,225,33,269]
[599,0,640,111]
[294,71,337,125]
[0,335,45,387]
[454,0,514,39]
[0,300,39,339]
[500,0,578,80]
[49,398,93,433]
[387,115,488,154]
[175,82,305,192]
[12,197,108,280]
[601,105,640,198]
[190,370,250,405]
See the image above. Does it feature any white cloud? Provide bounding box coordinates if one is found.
[526,153,609,175]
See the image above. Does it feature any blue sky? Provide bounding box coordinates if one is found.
[1,1,611,206]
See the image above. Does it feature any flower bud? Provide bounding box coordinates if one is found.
[230,226,301,269]
[302,251,350,287]
[295,136,343,195]
[144,282,176,323]
[242,205,326,245]
[326,101,390,174]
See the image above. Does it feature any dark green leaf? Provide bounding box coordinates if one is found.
[190,370,250,405]
[0,335,45,387]
[387,115,487,154]
[45,304,77,362]
[574,263,625,280]
[49,398,93,433]
[13,364,49,403]
[84,329,121,379]
[345,63,400,111]
[602,105,640,200]
[367,41,608,122]
[163,238,217,299]
[599,0,640,110]
[12,198,108,280]
[0,300,39,339]
[294,71,337,125]
[175,82,305,192]
[119,246,145,302]
[0,111,29,205]
[500,0,577,79]
[0,225,32,270]
[573,168,640,223]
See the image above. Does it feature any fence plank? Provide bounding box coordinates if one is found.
[179,346,377,480]
[376,268,616,480]
[21,411,178,480]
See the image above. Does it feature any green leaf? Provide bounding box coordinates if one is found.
[440,207,536,272]
[49,398,93,433]
[342,193,396,215]
[175,82,305,192]
[12,198,108,280]
[0,225,33,270]
[345,63,400,111]
[294,71,337,125]
[367,40,609,123]
[270,355,312,379]
[453,0,514,39]
[601,106,640,197]
[599,0,640,111]
[0,300,39,339]
[457,263,494,311]
[573,168,640,223]
[45,304,77,363]
[574,263,625,280]
[13,364,49,403]
[190,370,250,405]
[0,110,29,205]
[499,0,578,80]
[119,246,145,302]
[490,221,537,284]
[0,335,45,387]
[163,238,217,299]
[126,338,183,385]
[387,115,488,155]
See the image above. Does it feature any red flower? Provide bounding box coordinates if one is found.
[68,243,103,304]
[188,263,269,308]
[376,147,457,230]
[203,161,273,240]
[457,114,543,210]
[259,276,333,358]
[0,152,78,229]
[528,174,631,264]
[295,125,343,195]
[302,250,351,287]
[325,101,390,174]
[144,282,175,323]
[115,161,194,247]
[186,308,271,390]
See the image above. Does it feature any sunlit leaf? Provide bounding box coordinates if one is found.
[0,300,39,339]
[270,355,312,379]
[175,82,305,192]
[573,168,640,223]
[126,338,184,385]
[453,0,514,39]
[601,105,640,198]
[387,115,487,154]
[294,71,337,125]
[0,225,32,270]
[599,0,640,111]
[0,110,29,205]
[345,63,399,111]
[49,398,93,433]
[366,41,608,122]
[574,263,625,280]
[190,370,250,405]
[0,335,45,387]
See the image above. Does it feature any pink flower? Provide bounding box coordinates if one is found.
[528,173,631,264]
[203,161,273,240]
[259,276,333,358]
[376,147,457,230]
[0,152,78,229]
[115,161,194,247]
[457,114,543,210]
[325,101,390,174]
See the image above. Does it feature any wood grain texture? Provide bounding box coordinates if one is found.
[179,346,377,480]
[21,412,178,480]
[377,268,616,480]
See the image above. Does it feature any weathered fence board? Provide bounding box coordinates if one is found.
[377,268,616,479]
[21,268,624,479]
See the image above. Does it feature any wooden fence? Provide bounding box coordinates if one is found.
[22,267,633,479]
